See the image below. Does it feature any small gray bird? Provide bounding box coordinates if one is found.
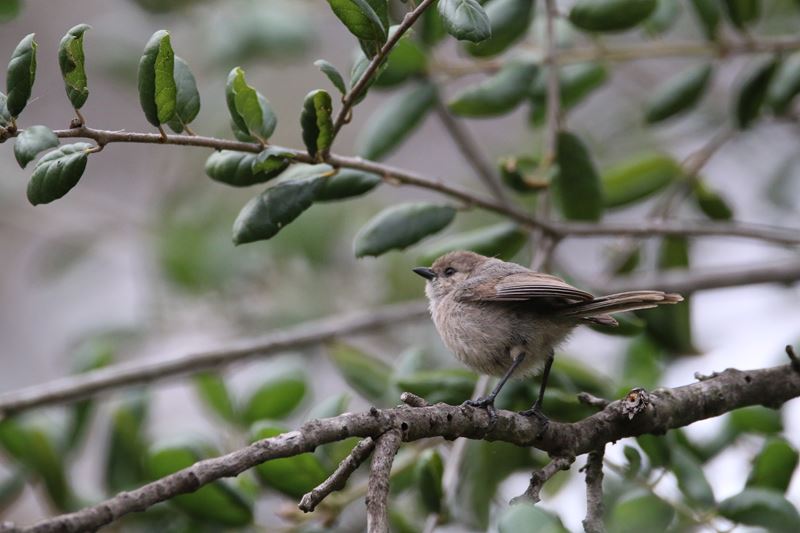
[413,250,682,422]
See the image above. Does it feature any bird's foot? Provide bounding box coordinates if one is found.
[462,396,498,428]
[518,401,549,439]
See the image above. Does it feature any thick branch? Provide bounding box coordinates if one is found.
[366,430,402,533]
[582,447,606,533]
[299,437,376,513]
[11,364,800,532]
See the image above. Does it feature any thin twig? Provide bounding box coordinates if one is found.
[582,447,606,533]
[510,455,575,504]
[366,430,402,533]
[299,437,376,513]
[577,392,610,410]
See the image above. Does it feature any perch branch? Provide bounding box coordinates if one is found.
[299,437,376,513]
[366,430,402,533]
[582,447,606,533]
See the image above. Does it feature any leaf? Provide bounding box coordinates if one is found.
[736,57,779,129]
[232,175,325,245]
[608,493,674,533]
[722,0,760,30]
[354,202,456,257]
[644,0,680,36]
[205,150,285,187]
[417,223,527,265]
[315,169,381,201]
[301,89,334,159]
[226,66,276,142]
[449,61,538,117]
[0,92,11,127]
[166,56,200,133]
[0,0,22,22]
[327,0,387,42]
[529,62,608,123]
[768,54,800,115]
[719,489,800,532]
[747,437,799,493]
[602,153,682,207]
[637,434,671,467]
[356,81,436,160]
[251,146,295,175]
[14,125,59,169]
[692,181,733,220]
[137,30,176,127]
[672,446,715,508]
[569,0,657,33]
[500,155,557,193]
[620,335,663,391]
[552,131,603,221]
[65,338,115,450]
[689,0,721,40]
[105,393,149,493]
[395,369,477,404]
[251,423,329,498]
[415,449,444,513]
[328,342,392,405]
[622,445,642,478]
[421,7,448,47]
[314,59,347,95]
[437,0,492,43]
[644,64,712,123]
[465,0,534,57]
[193,373,238,424]
[27,143,92,205]
[374,28,428,87]
[242,369,307,423]
[729,406,782,435]
[0,470,25,514]
[498,503,568,533]
[5,33,37,117]
[58,24,90,110]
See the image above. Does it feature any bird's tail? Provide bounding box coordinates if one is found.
[556,291,683,326]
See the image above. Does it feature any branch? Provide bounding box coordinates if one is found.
[299,437,376,513]
[11,363,799,532]
[509,455,575,505]
[0,301,427,418]
[582,447,606,533]
[366,430,402,533]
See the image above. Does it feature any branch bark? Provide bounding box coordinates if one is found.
[299,437,376,513]
[582,447,606,533]
[510,455,574,505]
[366,430,402,533]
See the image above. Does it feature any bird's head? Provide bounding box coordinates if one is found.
[413,250,489,302]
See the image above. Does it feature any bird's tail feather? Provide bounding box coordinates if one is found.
[559,291,683,319]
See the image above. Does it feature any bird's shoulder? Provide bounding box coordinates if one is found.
[456,265,594,303]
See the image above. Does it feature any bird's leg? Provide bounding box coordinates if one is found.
[463,348,526,426]
[519,350,554,433]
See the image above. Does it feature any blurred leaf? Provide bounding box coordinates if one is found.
[392,347,429,380]
[251,423,329,498]
[137,30,176,127]
[728,406,782,435]
[500,155,556,193]
[529,62,608,123]
[106,393,149,493]
[644,64,712,124]
[637,434,671,468]
[301,89,334,159]
[719,488,800,532]
[166,56,200,133]
[415,449,444,513]
[602,153,682,208]
[375,28,427,87]
[644,0,680,35]
[620,335,663,391]
[328,342,392,405]
[27,143,92,205]
[58,24,90,110]
[438,0,491,43]
[327,0,387,42]
[569,0,657,33]
[314,59,346,95]
[465,0,533,57]
[553,131,603,221]
[736,57,779,129]
[0,0,22,22]
[226,66,276,142]
[449,61,538,117]
[242,369,307,423]
[315,169,381,201]
[232,175,325,245]
[205,150,285,187]
[5,33,37,118]
[417,223,527,266]
[420,5,448,46]
[689,0,721,40]
[396,369,478,404]
[65,338,115,451]
[747,437,799,493]
[552,356,614,398]
[354,202,456,257]
[349,49,385,105]
[608,492,674,533]
[692,181,733,220]
[0,92,11,127]
[623,445,642,479]
[767,53,800,115]
[14,125,58,169]
[356,81,436,160]
[193,373,238,424]
[721,0,760,29]
[0,470,25,514]
[671,446,715,508]
[498,503,568,533]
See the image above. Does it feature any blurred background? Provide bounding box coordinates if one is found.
[1,0,800,531]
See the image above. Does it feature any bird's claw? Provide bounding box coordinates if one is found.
[519,402,549,439]
[462,396,498,428]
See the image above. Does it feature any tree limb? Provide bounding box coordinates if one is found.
[299,437,376,513]
[582,447,606,533]
[510,455,575,505]
[366,430,402,533]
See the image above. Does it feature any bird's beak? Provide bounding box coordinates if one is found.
[413,267,436,281]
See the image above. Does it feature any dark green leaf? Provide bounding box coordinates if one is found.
[251,423,329,498]
[27,143,92,205]
[644,0,680,35]
[193,373,238,424]
[137,30,176,127]
[166,56,200,133]
[14,125,58,169]
[466,0,534,57]
[552,131,603,220]
[607,493,674,533]
[396,369,477,404]
[242,369,307,423]
[205,150,287,187]
[645,237,695,354]
[729,406,782,435]
[417,223,527,265]
[0,92,11,127]
[644,64,712,123]
[226,66,276,142]
[106,393,149,493]
[5,33,37,118]
[768,54,800,115]
[621,335,663,390]
[498,503,568,533]
[499,155,556,193]
[672,446,715,507]
[637,434,671,467]
[421,7,448,47]
[692,181,733,220]
[602,153,682,207]
[232,175,325,244]
[747,437,799,493]
[689,0,721,40]
[736,57,779,129]
[301,89,334,159]
[569,0,657,32]
[252,146,295,175]
[315,169,381,201]
[356,81,436,160]
[719,489,800,532]
[65,338,115,451]
[415,449,444,513]
[329,342,392,404]
[438,0,492,43]
[529,63,608,124]
[327,0,387,41]
[375,28,428,87]
[58,24,90,110]
[449,61,537,117]
[354,202,456,257]
[314,59,347,95]
[623,445,642,478]
[722,0,760,29]
[0,0,22,22]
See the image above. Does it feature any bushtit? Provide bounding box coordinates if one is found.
[413,250,682,422]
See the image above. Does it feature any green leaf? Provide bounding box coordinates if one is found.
[27,143,92,205]
[569,0,657,32]
[106,393,149,493]
[644,0,680,36]
[465,0,534,57]
[0,92,11,127]
[148,444,253,526]
[719,489,800,533]
[301,89,334,159]
[607,493,674,533]
[205,150,286,187]
[415,449,444,513]
[729,406,782,435]
[314,59,347,95]
[251,423,329,498]
[226,66,276,142]
[689,0,721,40]
[354,202,456,257]
[417,223,527,265]
[166,56,200,133]
[14,125,59,169]
[65,338,115,451]
[736,57,779,129]
[5,33,37,118]
[747,437,799,493]
[692,181,733,220]
[672,446,715,508]
[356,81,436,160]
[449,61,538,117]
[623,445,642,478]
[499,155,556,193]
[252,146,295,175]
[620,335,663,391]
[375,28,428,87]
[768,54,800,115]
[498,503,568,533]
[552,131,603,221]
[637,434,671,467]
[395,369,477,404]
[327,0,387,41]
[645,237,695,354]
[242,369,307,423]
[644,64,712,123]
[602,153,682,208]
[137,30,176,127]
[328,342,392,405]
[529,63,608,124]
[0,470,25,514]
[315,168,381,201]
[0,0,22,22]
[421,7,448,47]
[193,373,238,424]
[438,0,492,43]
[232,175,325,245]
[722,0,760,30]
[58,24,90,110]
[349,50,384,105]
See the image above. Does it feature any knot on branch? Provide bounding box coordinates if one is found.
[620,387,651,420]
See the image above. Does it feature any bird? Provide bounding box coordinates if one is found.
[413,250,683,423]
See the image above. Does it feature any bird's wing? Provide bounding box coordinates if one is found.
[463,272,595,303]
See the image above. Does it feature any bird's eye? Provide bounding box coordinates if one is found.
[443,267,456,277]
